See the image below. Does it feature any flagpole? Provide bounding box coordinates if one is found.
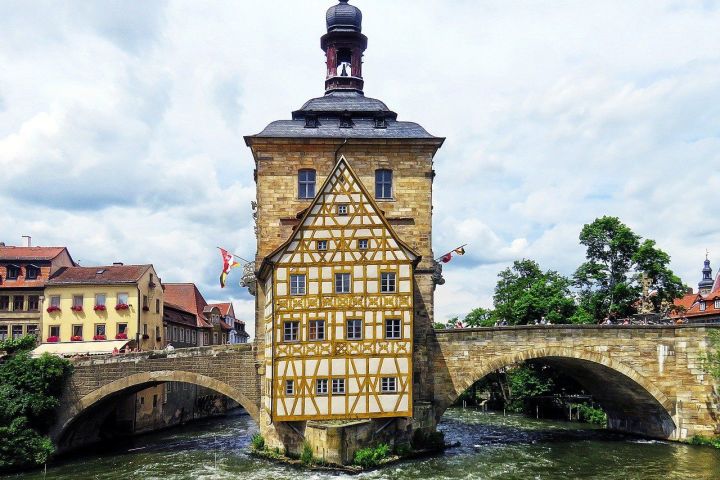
[216,247,253,264]
[435,244,468,262]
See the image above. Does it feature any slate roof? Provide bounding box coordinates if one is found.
[246,91,442,141]
[47,265,150,285]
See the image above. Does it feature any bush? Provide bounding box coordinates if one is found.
[690,435,720,449]
[250,433,265,451]
[575,404,607,426]
[353,443,390,468]
[300,441,314,465]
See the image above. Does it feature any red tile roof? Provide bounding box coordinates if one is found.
[47,265,151,285]
[163,283,212,329]
[0,246,69,261]
[673,287,720,319]
[209,302,233,316]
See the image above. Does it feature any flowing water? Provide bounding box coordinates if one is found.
[5,409,719,480]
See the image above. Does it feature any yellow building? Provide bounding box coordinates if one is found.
[40,264,164,353]
[258,158,418,420]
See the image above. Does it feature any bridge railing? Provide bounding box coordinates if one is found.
[69,343,254,366]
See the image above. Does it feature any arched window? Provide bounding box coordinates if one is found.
[298,169,316,199]
[375,169,393,199]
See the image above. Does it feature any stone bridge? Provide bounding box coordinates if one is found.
[52,325,719,448]
[51,344,261,448]
[430,324,720,440]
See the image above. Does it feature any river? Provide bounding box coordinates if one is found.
[5,409,719,480]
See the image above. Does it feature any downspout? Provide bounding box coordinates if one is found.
[335,138,348,162]
[136,285,141,350]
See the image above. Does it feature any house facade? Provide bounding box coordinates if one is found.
[40,264,164,352]
[0,246,75,341]
[210,302,249,344]
[164,283,232,346]
[163,302,200,348]
[673,257,720,323]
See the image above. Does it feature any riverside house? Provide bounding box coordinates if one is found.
[37,263,164,354]
[0,245,75,341]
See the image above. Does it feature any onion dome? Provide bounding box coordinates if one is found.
[326,0,362,32]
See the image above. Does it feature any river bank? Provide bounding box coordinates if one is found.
[4,408,719,479]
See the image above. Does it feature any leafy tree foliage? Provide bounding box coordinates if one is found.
[493,259,576,325]
[0,336,72,472]
[463,307,494,327]
[574,216,684,321]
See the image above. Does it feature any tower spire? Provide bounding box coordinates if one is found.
[699,253,714,294]
[322,0,367,94]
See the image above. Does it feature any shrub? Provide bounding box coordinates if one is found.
[250,433,265,451]
[690,435,720,449]
[576,404,607,426]
[300,441,314,465]
[353,443,390,468]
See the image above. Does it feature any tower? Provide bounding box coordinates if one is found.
[699,255,714,295]
[244,0,444,462]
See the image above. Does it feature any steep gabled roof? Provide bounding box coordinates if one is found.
[164,283,212,329]
[0,246,72,262]
[259,155,420,279]
[209,302,234,317]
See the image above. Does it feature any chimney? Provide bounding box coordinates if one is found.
[113,262,124,266]
[21,235,31,247]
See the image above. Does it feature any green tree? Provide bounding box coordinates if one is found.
[493,259,576,325]
[0,336,72,472]
[463,307,494,327]
[574,216,684,322]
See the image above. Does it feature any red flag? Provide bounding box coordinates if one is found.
[219,248,240,288]
[441,253,452,263]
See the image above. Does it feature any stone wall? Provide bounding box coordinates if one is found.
[52,344,262,448]
[430,325,720,440]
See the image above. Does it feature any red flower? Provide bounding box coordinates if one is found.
[47,306,61,313]
[46,336,59,343]
[70,335,83,342]
[115,303,130,311]
[71,305,83,312]
[115,333,128,340]
[94,304,107,312]
[93,334,106,341]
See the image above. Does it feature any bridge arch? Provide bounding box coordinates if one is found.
[55,370,260,448]
[437,345,677,439]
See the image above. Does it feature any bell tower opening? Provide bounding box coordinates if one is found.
[322,0,367,93]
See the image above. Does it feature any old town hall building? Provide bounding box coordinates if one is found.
[245,0,444,454]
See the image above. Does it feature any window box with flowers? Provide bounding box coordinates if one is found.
[142,306,150,312]
[115,303,130,311]
[142,334,150,340]
[94,305,107,312]
[70,335,83,342]
[115,333,128,340]
[47,306,61,313]
[93,334,106,341]
[46,336,59,343]
[70,305,83,312]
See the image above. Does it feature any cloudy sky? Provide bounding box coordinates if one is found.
[1,0,719,338]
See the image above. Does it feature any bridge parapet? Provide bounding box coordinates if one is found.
[431,324,720,440]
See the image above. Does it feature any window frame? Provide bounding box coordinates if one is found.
[332,378,346,395]
[715,299,720,310]
[283,321,300,342]
[48,325,60,339]
[95,293,106,307]
[385,319,402,339]
[50,295,61,308]
[72,324,83,338]
[381,377,398,393]
[117,292,129,305]
[0,325,7,340]
[12,295,24,311]
[25,265,39,280]
[375,169,393,200]
[337,204,349,216]
[335,272,351,294]
[72,295,83,308]
[0,296,9,311]
[12,325,23,339]
[308,320,325,341]
[95,324,106,337]
[285,379,295,396]
[380,272,397,293]
[298,169,317,199]
[117,323,128,334]
[346,319,363,340]
[317,240,328,251]
[700,301,707,312]
[6,265,20,280]
[358,239,369,250]
[27,295,40,311]
[316,378,329,396]
[290,274,307,296]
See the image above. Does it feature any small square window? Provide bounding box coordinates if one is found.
[346,319,362,340]
[118,323,128,334]
[95,324,106,337]
[316,379,328,395]
[95,294,106,307]
[72,325,83,338]
[385,319,402,339]
[332,378,346,395]
[285,380,295,396]
[290,274,306,295]
[337,204,348,216]
[25,265,39,280]
[13,296,24,311]
[381,272,396,293]
[28,295,39,311]
[381,377,397,393]
[49,325,60,338]
[358,239,368,250]
[50,295,60,308]
[117,293,129,305]
[12,325,23,339]
[6,265,19,280]
[317,240,328,251]
[284,321,299,342]
[309,320,325,341]
[26,324,38,336]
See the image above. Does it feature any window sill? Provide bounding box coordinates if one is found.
[375,198,395,202]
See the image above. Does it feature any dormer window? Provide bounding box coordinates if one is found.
[715,299,720,309]
[305,114,320,128]
[374,114,387,129]
[700,301,706,312]
[339,112,354,129]
[26,265,39,280]
[6,265,19,280]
